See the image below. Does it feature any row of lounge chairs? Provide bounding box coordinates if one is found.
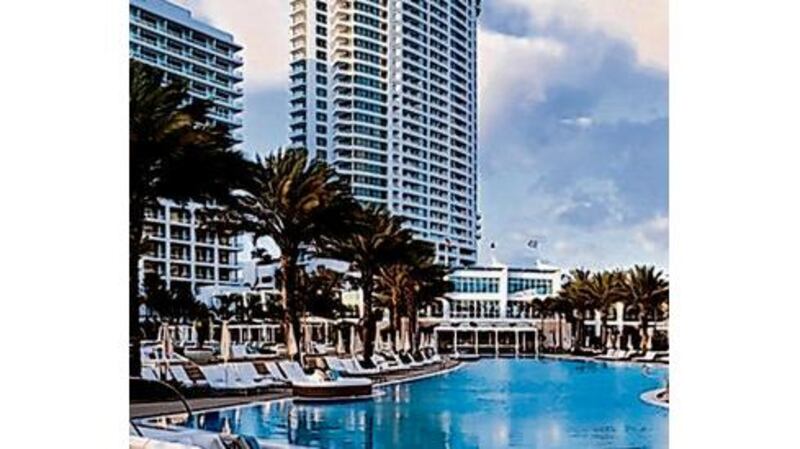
[140,347,446,397]
[594,349,669,363]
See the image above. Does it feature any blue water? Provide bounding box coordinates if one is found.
[182,359,668,449]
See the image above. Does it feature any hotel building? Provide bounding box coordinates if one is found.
[421,261,564,356]
[130,0,245,292]
[288,0,483,266]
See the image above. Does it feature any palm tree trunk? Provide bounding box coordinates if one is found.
[409,307,419,352]
[280,254,301,361]
[640,312,650,352]
[362,275,377,360]
[129,200,145,377]
[600,311,608,349]
[389,300,398,352]
[556,312,563,351]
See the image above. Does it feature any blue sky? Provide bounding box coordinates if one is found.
[177,0,668,271]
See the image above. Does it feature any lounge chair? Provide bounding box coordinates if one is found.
[130,435,203,449]
[374,353,407,371]
[398,352,424,368]
[263,361,290,383]
[422,348,443,363]
[277,360,373,399]
[140,365,160,381]
[370,354,395,371]
[633,351,659,362]
[198,364,259,392]
[234,362,284,388]
[596,349,625,361]
[135,425,229,449]
[342,358,381,376]
[324,356,367,377]
[168,365,209,389]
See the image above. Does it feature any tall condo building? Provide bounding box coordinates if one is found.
[289,0,482,266]
[129,0,245,292]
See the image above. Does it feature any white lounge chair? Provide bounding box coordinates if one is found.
[198,364,257,391]
[264,361,289,383]
[342,358,381,376]
[140,365,160,381]
[277,360,373,399]
[368,354,398,372]
[135,426,226,449]
[168,365,209,389]
[633,351,659,362]
[234,362,282,388]
[130,435,204,449]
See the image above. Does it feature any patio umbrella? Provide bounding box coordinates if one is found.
[159,322,173,380]
[336,328,345,355]
[349,326,356,356]
[220,320,231,363]
[401,320,411,353]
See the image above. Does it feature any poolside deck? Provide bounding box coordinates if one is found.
[130,359,463,419]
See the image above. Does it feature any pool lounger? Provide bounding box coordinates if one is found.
[277,360,373,399]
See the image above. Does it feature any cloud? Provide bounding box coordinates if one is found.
[560,116,594,128]
[174,0,289,90]
[495,0,668,71]
[478,28,566,136]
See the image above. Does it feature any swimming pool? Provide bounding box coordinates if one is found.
[178,359,668,449]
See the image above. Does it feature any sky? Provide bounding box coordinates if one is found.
[174,0,668,272]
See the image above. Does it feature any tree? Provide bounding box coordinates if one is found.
[406,260,452,352]
[558,268,593,352]
[624,265,669,351]
[585,270,627,348]
[217,147,356,361]
[376,239,448,352]
[299,266,347,320]
[130,60,252,375]
[319,204,414,360]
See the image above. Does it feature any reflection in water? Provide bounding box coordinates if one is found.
[182,359,668,449]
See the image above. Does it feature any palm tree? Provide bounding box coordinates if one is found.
[376,262,413,351]
[406,261,452,352]
[130,60,251,375]
[319,204,414,360]
[558,268,593,352]
[586,270,627,348]
[299,266,347,320]
[624,265,669,351]
[218,147,357,361]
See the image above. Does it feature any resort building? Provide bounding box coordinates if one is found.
[288,0,483,266]
[130,0,245,292]
[420,261,564,356]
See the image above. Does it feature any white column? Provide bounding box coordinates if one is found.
[474,329,478,354]
[514,331,519,357]
[494,330,499,356]
[453,330,457,354]
[535,330,540,358]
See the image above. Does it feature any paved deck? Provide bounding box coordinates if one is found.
[131,359,463,419]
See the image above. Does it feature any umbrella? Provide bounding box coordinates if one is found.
[401,320,411,352]
[157,322,174,380]
[220,320,231,363]
[336,328,345,355]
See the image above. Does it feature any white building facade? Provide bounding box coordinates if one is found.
[130,0,245,292]
[420,261,564,356]
[289,0,482,266]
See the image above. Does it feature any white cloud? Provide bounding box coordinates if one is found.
[174,0,289,90]
[560,116,594,128]
[496,0,668,71]
[478,28,566,135]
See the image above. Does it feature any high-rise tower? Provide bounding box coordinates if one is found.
[289,0,481,266]
[130,0,245,291]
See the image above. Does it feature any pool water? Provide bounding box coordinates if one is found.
[180,359,668,449]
